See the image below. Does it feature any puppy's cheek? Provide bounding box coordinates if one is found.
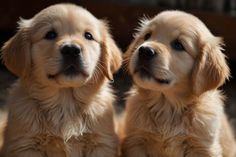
[83,46,101,76]
[129,52,138,74]
[45,62,61,76]
[169,53,194,80]
[33,56,61,80]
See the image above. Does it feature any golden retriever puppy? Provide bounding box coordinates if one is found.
[122,10,236,157]
[0,3,122,157]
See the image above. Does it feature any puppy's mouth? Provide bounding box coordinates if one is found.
[134,67,171,84]
[48,64,89,79]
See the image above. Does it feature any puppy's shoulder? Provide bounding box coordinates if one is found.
[197,90,225,109]
[94,83,115,104]
[193,90,225,128]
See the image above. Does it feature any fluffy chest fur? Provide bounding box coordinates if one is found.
[4,81,116,156]
[124,90,224,156]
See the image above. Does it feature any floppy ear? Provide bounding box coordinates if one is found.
[100,20,122,80]
[1,19,32,78]
[192,37,230,95]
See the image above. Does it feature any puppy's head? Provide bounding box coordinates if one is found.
[124,11,229,95]
[2,4,122,88]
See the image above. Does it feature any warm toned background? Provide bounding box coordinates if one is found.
[0,0,235,134]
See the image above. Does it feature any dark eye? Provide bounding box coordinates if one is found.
[44,30,57,40]
[84,32,94,40]
[144,32,151,41]
[171,39,185,51]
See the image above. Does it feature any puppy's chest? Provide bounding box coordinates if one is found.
[138,101,221,156]
[146,102,217,138]
[40,100,93,140]
[147,103,192,134]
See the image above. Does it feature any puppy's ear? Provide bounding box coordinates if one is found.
[192,37,230,95]
[100,20,122,80]
[1,19,32,78]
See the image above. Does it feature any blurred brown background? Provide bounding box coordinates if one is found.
[0,0,235,133]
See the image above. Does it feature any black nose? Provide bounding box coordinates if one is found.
[138,46,156,60]
[61,44,81,57]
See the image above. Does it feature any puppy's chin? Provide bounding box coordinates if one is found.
[47,72,90,88]
[132,72,175,91]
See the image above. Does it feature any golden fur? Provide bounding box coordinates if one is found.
[122,10,236,157]
[0,3,122,157]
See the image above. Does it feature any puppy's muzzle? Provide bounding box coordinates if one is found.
[134,46,156,74]
[134,46,171,84]
[61,44,81,60]
[138,46,157,59]
[48,44,89,79]
[60,44,88,77]
[137,46,157,67]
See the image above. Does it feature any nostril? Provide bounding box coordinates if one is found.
[138,46,156,59]
[61,44,81,57]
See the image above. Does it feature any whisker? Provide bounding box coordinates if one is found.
[90,62,105,84]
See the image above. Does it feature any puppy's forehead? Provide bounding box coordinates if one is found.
[33,4,100,30]
[148,11,212,37]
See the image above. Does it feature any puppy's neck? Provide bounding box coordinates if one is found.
[21,77,108,106]
[136,86,196,108]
